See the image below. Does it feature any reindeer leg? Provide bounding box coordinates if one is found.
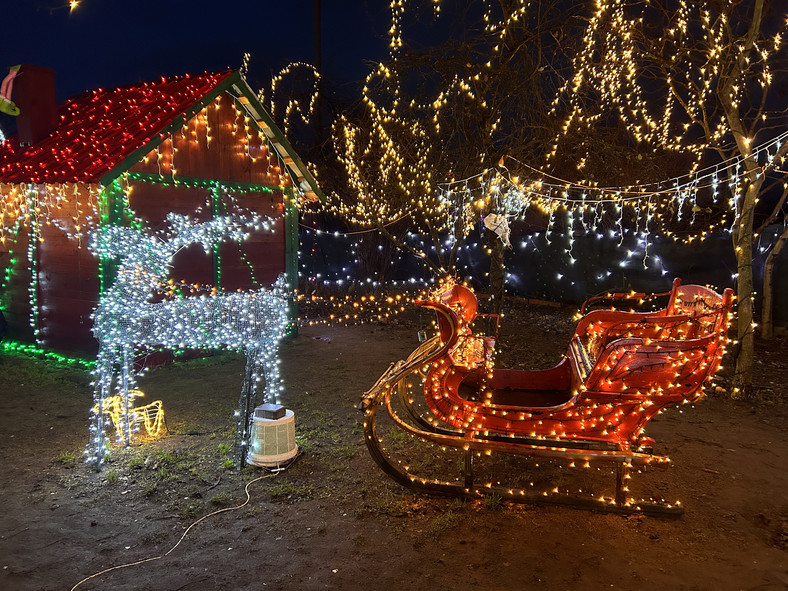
[260,339,281,406]
[120,345,134,448]
[90,347,115,467]
[234,348,258,468]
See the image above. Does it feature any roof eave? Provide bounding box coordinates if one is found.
[226,74,324,203]
[98,70,324,203]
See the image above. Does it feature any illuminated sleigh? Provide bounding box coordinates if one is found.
[359,278,733,516]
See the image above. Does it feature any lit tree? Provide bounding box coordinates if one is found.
[548,0,788,398]
[327,0,581,304]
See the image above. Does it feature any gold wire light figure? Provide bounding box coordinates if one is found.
[93,390,164,442]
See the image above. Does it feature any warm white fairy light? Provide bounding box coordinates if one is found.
[322,0,787,297]
[26,189,40,342]
[324,0,575,274]
[548,0,787,168]
[0,89,301,247]
[87,213,289,465]
[0,182,102,246]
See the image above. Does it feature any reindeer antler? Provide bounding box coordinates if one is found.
[89,213,278,273]
[164,212,276,253]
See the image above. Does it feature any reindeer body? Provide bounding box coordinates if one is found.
[88,214,289,465]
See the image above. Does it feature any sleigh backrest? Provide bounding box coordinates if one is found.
[570,281,733,388]
[578,285,733,397]
[666,283,734,337]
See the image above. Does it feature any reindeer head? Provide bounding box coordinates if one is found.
[90,225,171,280]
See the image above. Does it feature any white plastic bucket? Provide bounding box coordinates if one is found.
[246,409,298,467]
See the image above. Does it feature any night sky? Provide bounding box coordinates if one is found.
[2,0,389,133]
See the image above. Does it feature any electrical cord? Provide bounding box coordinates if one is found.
[69,470,280,590]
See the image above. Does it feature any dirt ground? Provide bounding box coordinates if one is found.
[1,301,787,591]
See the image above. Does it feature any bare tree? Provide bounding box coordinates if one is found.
[327,0,582,305]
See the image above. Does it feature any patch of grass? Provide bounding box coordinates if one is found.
[127,453,145,469]
[157,467,175,481]
[245,506,262,517]
[105,468,119,484]
[267,480,314,502]
[210,492,232,507]
[142,483,158,497]
[370,491,412,516]
[295,435,317,454]
[177,501,202,519]
[190,468,210,482]
[168,421,203,435]
[299,425,332,441]
[56,450,77,465]
[386,428,412,449]
[4,357,91,389]
[221,458,235,470]
[483,492,504,511]
[303,409,336,429]
[334,444,356,459]
[216,425,236,438]
[425,510,461,538]
[175,458,196,471]
[152,448,179,466]
[217,442,232,456]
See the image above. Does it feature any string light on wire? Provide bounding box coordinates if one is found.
[430,129,788,272]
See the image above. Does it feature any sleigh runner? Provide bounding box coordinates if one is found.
[359,278,733,516]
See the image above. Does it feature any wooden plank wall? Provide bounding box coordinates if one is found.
[37,196,100,354]
[127,90,289,290]
[1,221,34,344]
[126,181,285,291]
[128,182,215,287]
[129,93,290,188]
[219,193,285,291]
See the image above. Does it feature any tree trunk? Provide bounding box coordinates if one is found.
[731,177,763,399]
[716,0,765,398]
[761,225,788,339]
[487,230,505,315]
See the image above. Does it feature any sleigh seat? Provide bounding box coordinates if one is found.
[415,279,733,440]
[570,278,733,381]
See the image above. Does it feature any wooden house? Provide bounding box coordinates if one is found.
[0,65,320,355]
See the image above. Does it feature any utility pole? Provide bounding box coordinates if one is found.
[313,0,323,147]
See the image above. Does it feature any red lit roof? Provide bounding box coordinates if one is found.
[0,71,234,185]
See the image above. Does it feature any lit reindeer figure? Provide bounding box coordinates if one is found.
[88,213,289,466]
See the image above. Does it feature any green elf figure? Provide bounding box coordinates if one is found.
[0,65,21,116]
